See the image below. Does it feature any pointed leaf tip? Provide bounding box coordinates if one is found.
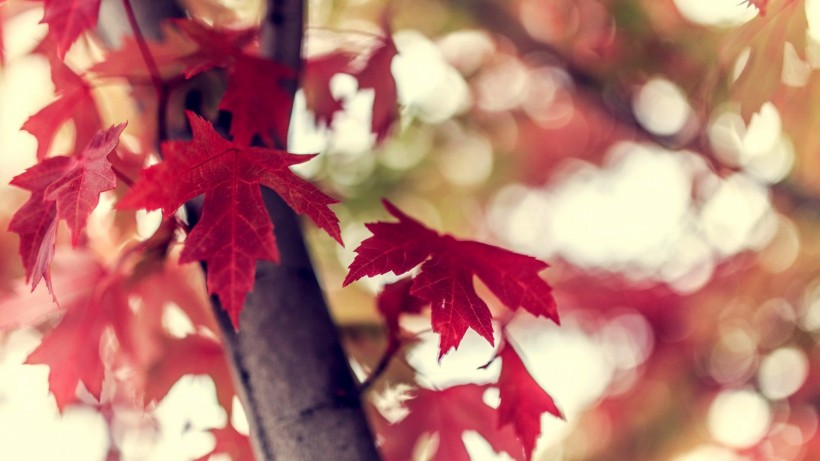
[119,112,340,329]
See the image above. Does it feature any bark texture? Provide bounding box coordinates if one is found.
[212,1,380,459]
[102,1,381,460]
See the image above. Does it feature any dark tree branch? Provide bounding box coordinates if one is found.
[100,0,380,459]
[206,0,381,459]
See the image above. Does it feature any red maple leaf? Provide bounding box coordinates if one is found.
[368,277,427,378]
[23,60,101,161]
[371,384,525,461]
[746,0,769,15]
[39,0,101,59]
[195,426,252,461]
[90,19,255,82]
[303,51,353,126]
[143,334,235,412]
[345,201,557,357]
[92,18,292,146]
[302,35,399,140]
[8,123,125,295]
[16,252,226,412]
[3,245,227,412]
[118,111,341,328]
[8,162,65,296]
[0,251,104,331]
[24,265,122,411]
[219,54,295,145]
[377,277,426,347]
[497,342,563,460]
[354,35,399,142]
[174,19,256,78]
[90,21,197,81]
[44,124,125,244]
[107,256,223,406]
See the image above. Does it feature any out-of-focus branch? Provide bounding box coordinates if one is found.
[455,0,820,213]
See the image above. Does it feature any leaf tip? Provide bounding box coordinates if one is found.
[341,273,358,287]
[381,199,400,217]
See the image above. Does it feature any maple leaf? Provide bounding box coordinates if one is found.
[23,60,101,161]
[345,201,557,357]
[174,18,256,78]
[497,342,563,460]
[5,245,225,412]
[367,277,427,381]
[8,123,125,295]
[143,334,235,412]
[303,51,353,126]
[720,0,807,120]
[0,251,104,331]
[45,123,125,243]
[371,384,525,461]
[303,35,400,140]
[25,265,122,411]
[139,20,296,145]
[195,426,252,461]
[414,256,495,355]
[8,162,64,296]
[92,18,292,146]
[355,36,399,142]
[109,256,219,395]
[89,21,197,81]
[220,55,296,145]
[39,0,101,59]
[746,0,769,15]
[377,277,426,347]
[118,111,341,328]
[90,19,255,82]
[164,21,296,145]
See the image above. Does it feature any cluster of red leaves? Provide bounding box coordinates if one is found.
[368,341,562,461]
[304,34,399,140]
[371,384,524,461]
[349,203,562,459]
[5,3,563,461]
[0,250,232,413]
[92,18,292,145]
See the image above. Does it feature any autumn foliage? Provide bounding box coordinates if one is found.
[2,0,820,460]
[5,0,560,459]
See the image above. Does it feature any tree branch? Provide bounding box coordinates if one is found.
[207,0,381,459]
[100,0,380,459]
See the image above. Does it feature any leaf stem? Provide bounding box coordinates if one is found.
[120,0,164,99]
[110,164,134,188]
[359,340,399,392]
[120,0,171,142]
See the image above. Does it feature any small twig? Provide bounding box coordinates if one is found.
[110,164,134,188]
[119,0,172,143]
[359,339,400,392]
[120,0,164,98]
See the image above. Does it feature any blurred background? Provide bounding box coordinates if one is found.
[1,0,819,460]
